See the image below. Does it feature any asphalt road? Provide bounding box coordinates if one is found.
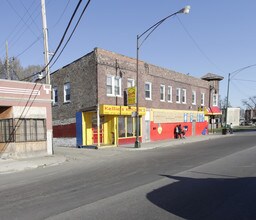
[0,132,256,220]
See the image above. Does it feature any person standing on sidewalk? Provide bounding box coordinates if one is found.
[175,125,179,139]
[229,123,233,134]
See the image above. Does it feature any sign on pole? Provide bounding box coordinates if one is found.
[127,86,136,105]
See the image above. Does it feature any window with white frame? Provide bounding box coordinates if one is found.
[52,87,58,105]
[167,86,172,102]
[160,85,165,101]
[114,77,121,96]
[192,91,196,105]
[127,78,134,88]
[201,92,205,106]
[64,82,70,103]
[106,75,121,97]
[182,89,186,104]
[213,94,218,106]
[145,82,152,100]
[176,88,181,103]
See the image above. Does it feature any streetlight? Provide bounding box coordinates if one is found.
[134,5,191,148]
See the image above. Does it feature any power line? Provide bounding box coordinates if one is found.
[50,0,92,69]
[51,0,71,29]
[1,0,41,58]
[176,16,224,73]
[233,78,256,83]
[40,0,84,74]
[22,0,92,81]
[5,0,40,38]
[15,34,43,58]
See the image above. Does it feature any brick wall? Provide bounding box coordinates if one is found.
[95,48,210,111]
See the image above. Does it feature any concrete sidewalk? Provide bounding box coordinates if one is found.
[0,133,226,174]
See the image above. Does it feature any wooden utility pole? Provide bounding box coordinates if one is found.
[41,0,50,84]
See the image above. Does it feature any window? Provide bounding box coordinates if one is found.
[0,119,14,143]
[192,91,196,105]
[145,82,152,100]
[127,78,134,88]
[213,94,218,106]
[107,75,121,96]
[0,119,46,143]
[127,117,134,137]
[167,86,172,102]
[176,88,181,103]
[118,116,125,137]
[15,119,46,142]
[64,82,70,103]
[201,93,205,106]
[182,89,186,104]
[160,85,165,101]
[118,116,140,138]
[114,77,121,96]
[53,87,58,105]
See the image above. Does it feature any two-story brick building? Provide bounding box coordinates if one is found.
[48,48,222,148]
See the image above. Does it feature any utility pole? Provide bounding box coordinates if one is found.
[41,0,50,84]
[5,41,10,80]
[41,0,53,156]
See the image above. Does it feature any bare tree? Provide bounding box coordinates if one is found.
[219,96,232,109]
[242,96,256,110]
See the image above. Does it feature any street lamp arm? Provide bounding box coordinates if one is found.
[138,5,190,49]
[138,12,178,49]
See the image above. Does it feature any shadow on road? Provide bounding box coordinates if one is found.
[147,174,256,219]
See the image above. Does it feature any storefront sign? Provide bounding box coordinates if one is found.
[100,105,121,115]
[100,105,146,116]
[127,87,136,105]
[121,106,146,115]
[153,110,204,123]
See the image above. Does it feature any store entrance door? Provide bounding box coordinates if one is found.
[92,115,104,144]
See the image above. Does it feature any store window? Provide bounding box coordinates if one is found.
[127,117,134,137]
[118,116,125,137]
[118,116,140,138]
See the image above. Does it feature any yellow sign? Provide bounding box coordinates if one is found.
[100,105,146,116]
[100,105,120,115]
[127,87,136,105]
[121,106,146,115]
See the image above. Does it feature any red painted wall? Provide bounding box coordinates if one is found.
[118,137,142,145]
[150,121,208,141]
[53,123,76,137]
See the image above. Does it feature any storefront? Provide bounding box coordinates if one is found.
[76,105,146,147]
[76,104,208,147]
[204,106,222,132]
[149,108,208,141]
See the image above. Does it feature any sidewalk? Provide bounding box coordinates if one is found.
[0,133,225,174]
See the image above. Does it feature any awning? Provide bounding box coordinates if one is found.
[205,106,222,115]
